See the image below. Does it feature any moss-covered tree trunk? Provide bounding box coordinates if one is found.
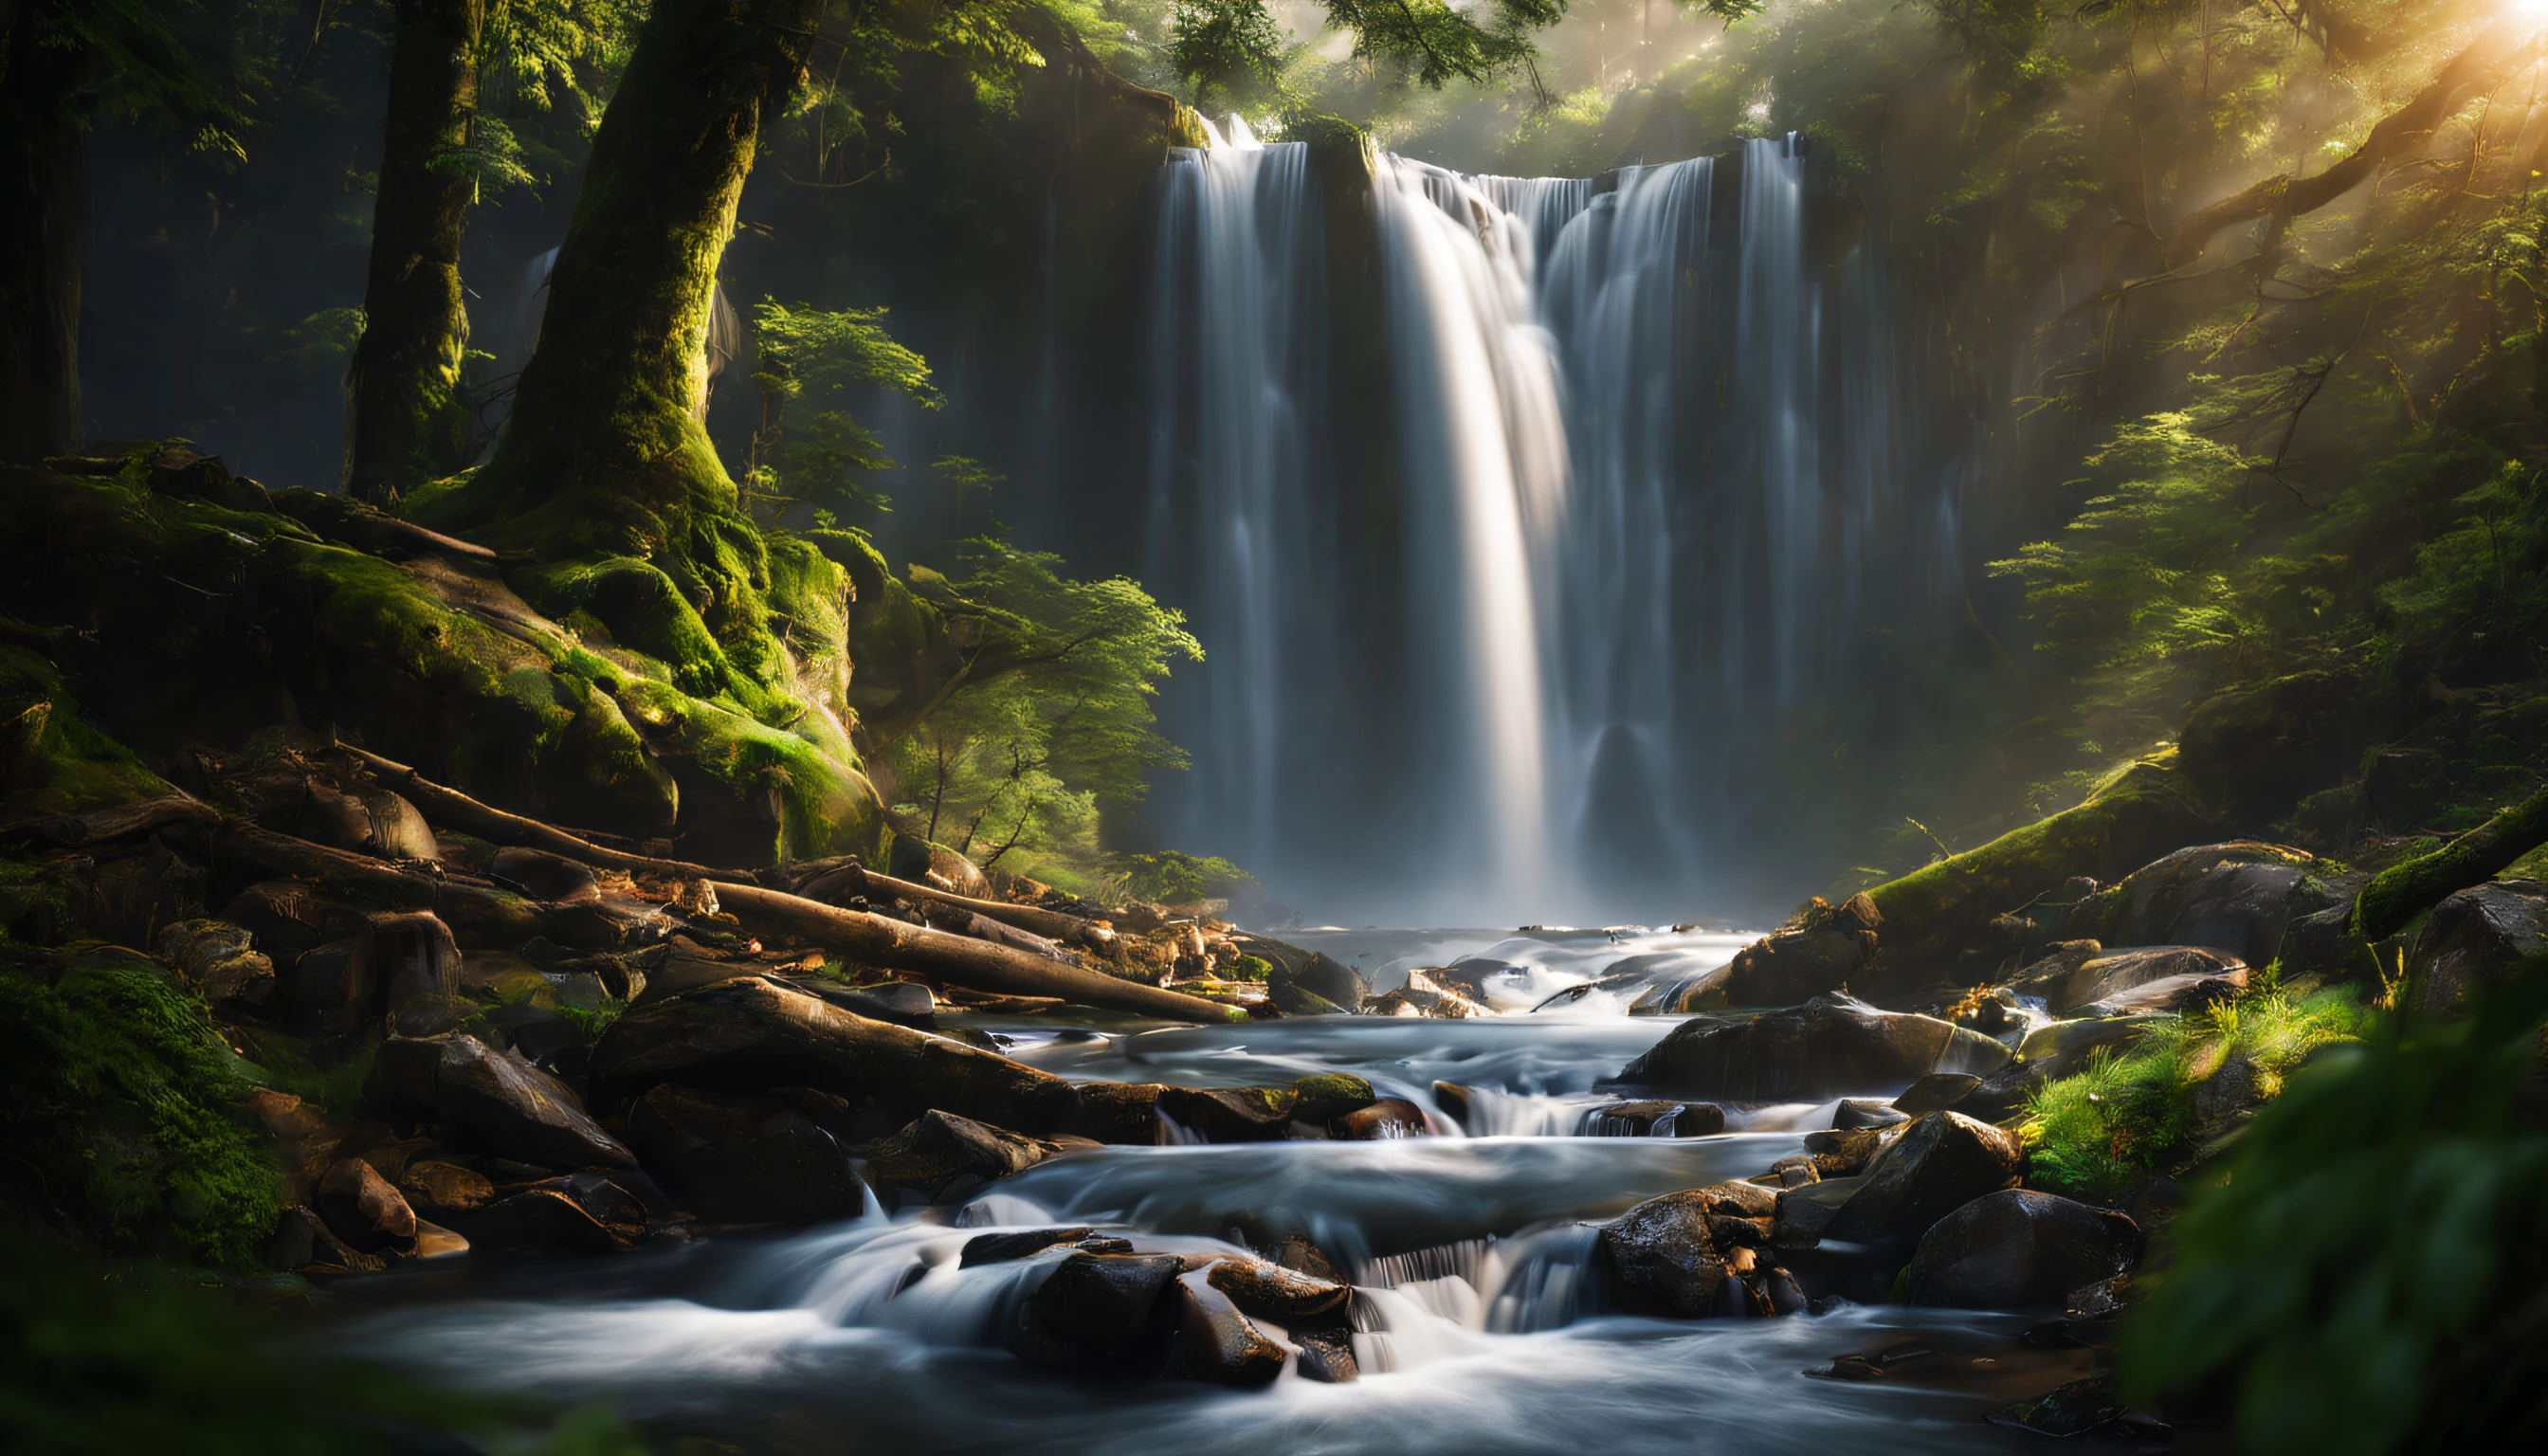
[0,14,88,463]
[456,0,817,556]
[343,0,484,505]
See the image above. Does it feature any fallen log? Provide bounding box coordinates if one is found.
[797,860,1115,951]
[208,820,654,951]
[334,744,739,883]
[712,883,1236,1023]
[1,795,219,847]
[2354,781,2548,943]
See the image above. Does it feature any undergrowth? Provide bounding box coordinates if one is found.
[2020,985,2371,1202]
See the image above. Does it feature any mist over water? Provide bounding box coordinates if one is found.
[1144,132,1957,927]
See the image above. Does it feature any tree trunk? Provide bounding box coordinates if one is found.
[0,13,87,463]
[454,0,820,555]
[343,0,483,506]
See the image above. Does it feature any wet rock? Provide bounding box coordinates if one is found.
[2074,968,2248,1017]
[1832,1098,1907,1130]
[317,1156,417,1254]
[1067,1082,1169,1144]
[449,1185,631,1253]
[1585,1100,1726,1137]
[2407,880,2548,1013]
[1692,1179,1782,1219]
[1430,1081,1476,1128]
[1203,1251,1349,1319]
[960,1227,1124,1266]
[1772,1176,1864,1250]
[1822,1111,2023,1248]
[264,1203,386,1275]
[1010,1251,1185,1374]
[277,909,462,1038]
[864,1109,1061,1203]
[1892,1073,1980,1116]
[1294,1327,1359,1383]
[1289,1073,1379,1122]
[2054,842,2339,967]
[396,1158,495,1215]
[1770,1156,1820,1188]
[1170,1269,1287,1386]
[1598,1190,1741,1318]
[1721,894,1882,1006]
[1986,1375,2133,1438]
[1801,1126,1891,1178]
[1959,1061,2052,1122]
[1332,1097,1429,1140]
[2013,1014,2162,1081]
[590,976,1080,1136]
[155,919,275,1009]
[1627,963,1735,1014]
[2013,944,2246,1014]
[1370,969,1490,1018]
[489,846,601,904]
[1156,1085,1299,1142]
[367,1032,637,1170]
[1905,1191,2140,1308]
[1613,994,2010,1101]
[628,1083,868,1223]
[1241,936,1367,1014]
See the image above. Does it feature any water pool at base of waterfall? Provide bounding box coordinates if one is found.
[321,927,2157,1455]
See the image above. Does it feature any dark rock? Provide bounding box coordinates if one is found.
[864,1110,1060,1203]
[1009,1252,1185,1374]
[1892,1073,1980,1116]
[1772,1176,1864,1250]
[302,780,441,863]
[1585,1100,1725,1137]
[1613,994,2010,1101]
[1960,1061,2053,1122]
[1067,1082,1168,1144]
[1904,1190,2140,1308]
[2012,944,2246,1014]
[1430,1081,1474,1127]
[628,1083,868,1223]
[1294,1327,1358,1383]
[2187,1051,2273,1137]
[1721,893,1882,1005]
[959,1227,1103,1267]
[264,1203,387,1275]
[2120,1177,2185,1231]
[2407,880,2548,1013]
[2011,1015,2162,1081]
[1156,1085,1298,1142]
[316,1156,418,1253]
[155,919,275,1009]
[1331,1097,1429,1139]
[1822,1111,2023,1247]
[1289,1073,1379,1122]
[589,976,1080,1135]
[1801,1127,1891,1177]
[1170,1270,1286,1386]
[1597,1191,1738,1318]
[366,1032,637,1170]
[2074,969,2247,1017]
[1203,1251,1350,1319]
[2053,842,2339,969]
[1833,1098,1907,1130]
[1245,937,1367,1014]
[1986,1376,2131,1438]
[449,1186,629,1253]
[396,1159,495,1215]
[1267,1231,1346,1283]
[488,846,601,904]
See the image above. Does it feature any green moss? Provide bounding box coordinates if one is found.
[2020,986,2370,1202]
[0,646,177,819]
[0,949,282,1268]
[1288,1073,1376,1119]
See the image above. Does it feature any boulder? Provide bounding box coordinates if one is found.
[1290,1073,1379,1122]
[2012,1016,2161,1081]
[960,1228,1127,1266]
[1156,1076,1382,1142]
[588,976,1080,1135]
[1822,1111,2023,1247]
[1067,1082,1169,1144]
[367,1032,637,1170]
[2073,969,2248,1017]
[449,1185,631,1253]
[864,1110,1061,1203]
[889,833,992,899]
[1612,995,2010,1101]
[1009,1251,1184,1374]
[1156,1085,1298,1142]
[1332,1097,1429,1140]
[1772,1175,1865,1250]
[2011,944,2245,1014]
[2407,880,2548,1013]
[1597,1191,1740,1318]
[1585,1101,1726,1137]
[1833,1099,1908,1130]
[1721,894,1881,1005]
[316,1156,417,1254]
[155,919,275,1009]
[1892,1073,1980,1116]
[627,1083,869,1223]
[1203,1251,1350,1319]
[1169,1269,1286,1386]
[1802,1127,1892,1178]
[2052,843,2339,969]
[1242,936,1367,1014]
[1904,1191,2140,1308]
[396,1158,495,1215]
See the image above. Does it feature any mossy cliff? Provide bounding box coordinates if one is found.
[1,444,879,864]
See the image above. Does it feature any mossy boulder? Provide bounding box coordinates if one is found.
[2052,842,2341,968]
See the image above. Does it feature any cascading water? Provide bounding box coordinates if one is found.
[1148,131,1945,923]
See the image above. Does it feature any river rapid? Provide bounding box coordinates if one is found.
[326,927,2096,1454]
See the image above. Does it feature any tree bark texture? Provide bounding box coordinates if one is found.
[0,9,87,462]
[344,0,484,505]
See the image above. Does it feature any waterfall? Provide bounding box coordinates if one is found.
[1145,132,1936,922]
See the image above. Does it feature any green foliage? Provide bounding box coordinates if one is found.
[1320,0,1560,89]
[1102,849,1255,905]
[2118,961,2548,1455]
[2020,986,2370,1203]
[1170,0,1286,100]
[21,0,258,157]
[746,299,943,519]
[0,952,280,1269]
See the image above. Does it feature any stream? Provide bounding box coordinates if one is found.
[328,927,2093,1453]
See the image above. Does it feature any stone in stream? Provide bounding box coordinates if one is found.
[1010,1252,1186,1375]
[1332,1097,1429,1139]
[450,1183,634,1253]
[864,1109,1065,1204]
[1821,1111,2023,1249]
[960,1228,1130,1266]
[1832,1098,1908,1130]
[1904,1190,2141,1308]
[1249,938,1367,1014]
[588,975,1080,1136]
[1720,893,1883,1006]
[1202,1251,1350,1319]
[1584,1100,1727,1137]
[1892,1072,1981,1116]
[396,1158,495,1215]
[1170,1269,1287,1386]
[1611,994,2010,1101]
[367,1031,637,1171]
[1802,1126,1893,1178]
[627,1083,869,1223]
[1066,1081,1170,1144]
[1599,1190,1758,1319]
[316,1156,417,1253]
[1155,1075,1384,1142]
[2406,880,2548,1013]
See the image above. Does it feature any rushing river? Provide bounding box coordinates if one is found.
[327,927,2092,1454]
